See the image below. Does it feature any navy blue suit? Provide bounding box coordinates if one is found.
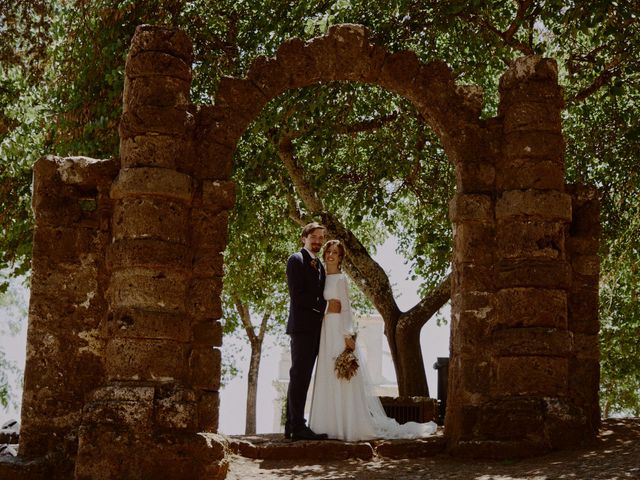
[286,248,327,432]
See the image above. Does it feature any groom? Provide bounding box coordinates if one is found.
[284,222,336,441]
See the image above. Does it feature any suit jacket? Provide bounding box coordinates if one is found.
[286,248,327,334]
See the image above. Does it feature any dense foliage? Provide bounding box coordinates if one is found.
[1,0,638,413]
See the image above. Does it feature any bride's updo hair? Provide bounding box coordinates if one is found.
[322,239,345,268]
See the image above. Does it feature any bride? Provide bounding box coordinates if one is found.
[308,239,437,442]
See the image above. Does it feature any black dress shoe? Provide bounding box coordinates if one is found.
[291,426,329,441]
[284,424,291,439]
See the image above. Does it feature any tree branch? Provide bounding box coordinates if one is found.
[573,57,623,103]
[258,310,270,344]
[233,294,257,345]
[459,1,536,56]
[335,111,399,135]
[398,273,452,334]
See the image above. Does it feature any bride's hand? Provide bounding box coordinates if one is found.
[344,336,356,351]
[327,299,341,313]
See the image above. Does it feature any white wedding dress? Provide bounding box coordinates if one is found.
[309,273,437,441]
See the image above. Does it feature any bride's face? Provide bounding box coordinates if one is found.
[323,244,342,267]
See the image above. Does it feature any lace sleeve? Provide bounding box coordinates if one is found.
[341,275,355,337]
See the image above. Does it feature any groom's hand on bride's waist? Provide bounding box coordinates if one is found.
[327,299,342,313]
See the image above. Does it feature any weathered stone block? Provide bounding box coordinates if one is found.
[496,190,571,221]
[128,25,193,62]
[197,390,220,432]
[301,35,337,82]
[494,356,568,396]
[571,254,599,277]
[566,183,600,253]
[82,396,153,428]
[500,56,558,89]
[124,76,190,110]
[30,258,100,306]
[120,135,182,169]
[154,387,198,431]
[106,309,192,342]
[566,236,599,256]
[111,167,193,202]
[112,197,190,243]
[496,259,571,289]
[17,424,80,458]
[494,288,567,329]
[455,159,495,194]
[120,105,193,138]
[193,320,223,347]
[453,223,495,265]
[32,225,110,265]
[34,155,119,189]
[276,37,319,88]
[187,277,223,319]
[452,263,494,292]
[543,397,596,449]
[190,209,229,252]
[497,219,565,259]
[246,55,288,98]
[568,359,600,403]
[125,50,191,81]
[202,180,236,213]
[105,337,189,382]
[193,135,234,180]
[32,188,83,227]
[107,238,192,272]
[451,305,493,355]
[374,437,446,459]
[328,24,375,82]
[503,131,565,161]
[476,397,544,440]
[455,84,484,119]
[19,381,84,429]
[195,105,244,150]
[573,333,599,359]
[503,101,561,134]
[499,79,564,107]
[189,347,222,391]
[568,286,599,334]
[141,432,228,479]
[460,360,491,400]
[378,50,420,97]
[108,268,188,312]
[192,248,224,277]
[496,158,565,191]
[449,194,493,223]
[214,76,268,126]
[492,328,572,356]
[409,60,456,111]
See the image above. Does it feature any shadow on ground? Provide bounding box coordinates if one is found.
[226,418,640,480]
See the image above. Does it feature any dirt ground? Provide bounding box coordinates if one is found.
[225,418,640,479]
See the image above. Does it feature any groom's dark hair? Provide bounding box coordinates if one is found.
[301,222,325,238]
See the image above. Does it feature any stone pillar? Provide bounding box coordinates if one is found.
[73,26,227,480]
[566,184,601,440]
[490,56,571,455]
[19,156,117,460]
[447,192,496,445]
[446,55,589,457]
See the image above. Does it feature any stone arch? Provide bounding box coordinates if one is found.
[15,24,601,479]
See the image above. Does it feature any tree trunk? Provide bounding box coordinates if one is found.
[233,296,270,435]
[245,341,262,435]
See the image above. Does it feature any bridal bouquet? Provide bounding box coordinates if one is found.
[334,348,359,380]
